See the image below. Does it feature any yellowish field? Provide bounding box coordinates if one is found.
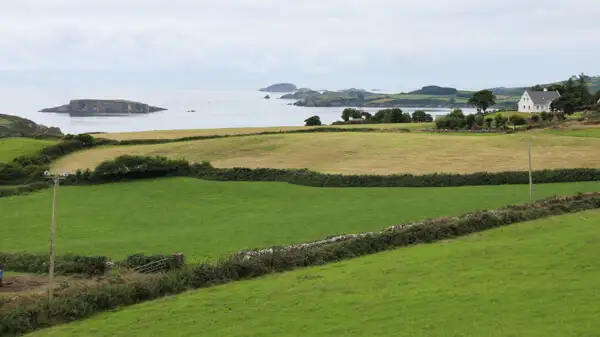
[95,123,433,141]
[53,132,600,175]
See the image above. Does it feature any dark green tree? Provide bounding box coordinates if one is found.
[468,90,496,114]
[411,110,433,123]
[373,108,410,123]
[341,108,362,122]
[360,111,373,120]
[304,115,322,126]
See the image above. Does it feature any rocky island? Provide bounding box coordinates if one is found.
[259,83,297,93]
[40,99,167,116]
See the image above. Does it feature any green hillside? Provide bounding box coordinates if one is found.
[0,113,62,138]
[32,209,600,337]
[3,178,600,260]
[0,137,57,163]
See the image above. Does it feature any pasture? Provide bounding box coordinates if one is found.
[0,138,56,163]
[94,123,432,141]
[32,209,600,337]
[2,178,600,261]
[53,132,600,174]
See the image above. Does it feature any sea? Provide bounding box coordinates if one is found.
[0,87,477,134]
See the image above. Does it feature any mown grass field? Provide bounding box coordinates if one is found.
[2,178,600,261]
[32,209,600,337]
[0,138,56,163]
[54,132,600,174]
[95,123,433,141]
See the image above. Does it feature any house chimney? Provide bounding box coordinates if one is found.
[543,88,548,92]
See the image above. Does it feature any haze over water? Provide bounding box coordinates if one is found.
[0,87,476,134]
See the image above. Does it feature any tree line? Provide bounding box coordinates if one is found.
[304,108,433,126]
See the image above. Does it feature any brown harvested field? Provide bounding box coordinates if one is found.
[53,132,600,175]
[95,123,433,141]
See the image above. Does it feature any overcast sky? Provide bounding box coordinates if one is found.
[2,0,600,91]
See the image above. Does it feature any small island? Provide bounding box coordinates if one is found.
[40,99,167,115]
[259,83,297,93]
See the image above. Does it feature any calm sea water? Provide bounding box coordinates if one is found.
[0,88,477,134]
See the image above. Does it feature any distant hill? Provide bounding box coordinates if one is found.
[409,85,458,95]
[488,75,600,96]
[0,113,63,138]
[259,83,297,93]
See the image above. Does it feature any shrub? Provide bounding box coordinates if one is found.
[304,115,322,126]
[0,253,108,275]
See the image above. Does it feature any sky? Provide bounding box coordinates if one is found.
[1,0,600,92]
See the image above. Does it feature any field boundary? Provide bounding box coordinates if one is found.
[2,192,600,336]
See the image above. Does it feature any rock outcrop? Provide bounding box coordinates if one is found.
[259,83,297,93]
[40,99,166,115]
[280,88,322,100]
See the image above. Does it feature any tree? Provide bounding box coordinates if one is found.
[360,111,373,120]
[465,114,476,129]
[341,108,362,122]
[550,73,593,115]
[304,115,322,126]
[411,110,433,123]
[435,109,466,130]
[468,90,496,114]
[373,108,411,123]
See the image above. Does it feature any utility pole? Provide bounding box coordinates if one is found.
[44,170,69,304]
[528,136,536,202]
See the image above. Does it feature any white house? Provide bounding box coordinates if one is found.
[518,89,561,113]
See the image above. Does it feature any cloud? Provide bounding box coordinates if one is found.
[0,0,599,87]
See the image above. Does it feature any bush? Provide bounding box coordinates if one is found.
[304,115,322,126]
[2,193,600,336]
[0,253,108,275]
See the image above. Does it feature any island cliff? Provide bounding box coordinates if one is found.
[40,99,167,115]
[259,83,297,93]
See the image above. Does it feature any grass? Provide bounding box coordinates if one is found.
[32,209,600,337]
[95,123,432,141]
[485,110,531,118]
[54,132,600,174]
[545,128,600,138]
[0,138,56,163]
[2,178,600,261]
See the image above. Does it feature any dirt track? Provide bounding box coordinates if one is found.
[0,275,48,293]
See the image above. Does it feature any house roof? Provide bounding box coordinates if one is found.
[525,90,560,105]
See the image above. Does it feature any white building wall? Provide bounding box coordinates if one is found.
[517,92,552,113]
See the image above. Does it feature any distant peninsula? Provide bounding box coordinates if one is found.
[40,99,167,115]
[259,83,297,93]
[0,113,62,138]
[279,86,518,109]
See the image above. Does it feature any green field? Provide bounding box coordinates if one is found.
[0,138,56,163]
[545,128,600,138]
[54,132,600,174]
[32,209,600,337]
[3,178,600,261]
